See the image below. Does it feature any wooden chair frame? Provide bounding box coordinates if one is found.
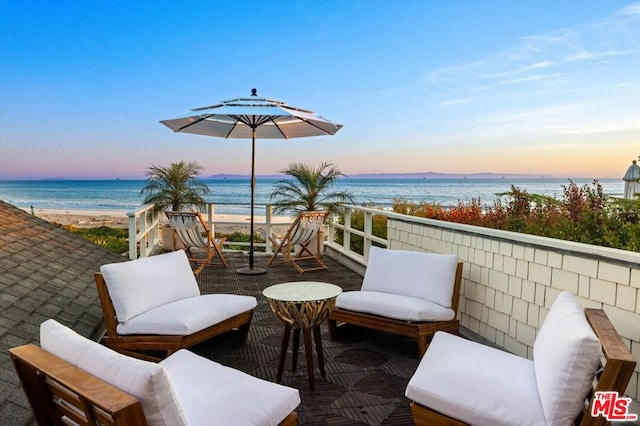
[95,272,253,361]
[267,211,329,273]
[327,262,463,357]
[409,308,637,426]
[165,211,227,276]
[10,344,298,426]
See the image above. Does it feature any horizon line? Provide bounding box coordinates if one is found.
[0,171,623,181]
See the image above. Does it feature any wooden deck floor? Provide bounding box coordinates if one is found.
[193,251,419,425]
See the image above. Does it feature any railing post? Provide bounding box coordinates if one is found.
[139,210,149,259]
[207,203,214,239]
[128,212,137,260]
[343,208,352,252]
[151,211,160,249]
[265,204,273,254]
[364,211,373,260]
[327,212,335,244]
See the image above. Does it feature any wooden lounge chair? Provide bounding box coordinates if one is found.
[406,292,637,426]
[165,211,227,276]
[95,250,256,360]
[267,211,329,273]
[10,320,300,426]
[328,246,463,357]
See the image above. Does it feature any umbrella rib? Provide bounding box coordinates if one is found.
[224,121,240,139]
[268,118,288,139]
[230,114,276,129]
[295,117,335,135]
[173,115,211,133]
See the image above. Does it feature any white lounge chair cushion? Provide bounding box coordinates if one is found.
[533,291,601,425]
[335,291,455,322]
[161,349,300,426]
[406,331,547,426]
[100,250,200,322]
[40,319,187,426]
[116,294,258,335]
[361,246,458,308]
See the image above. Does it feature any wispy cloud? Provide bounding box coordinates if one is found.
[617,2,640,16]
[424,1,640,127]
[438,98,472,107]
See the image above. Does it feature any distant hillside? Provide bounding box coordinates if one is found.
[348,172,549,179]
[206,172,549,180]
[205,174,280,179]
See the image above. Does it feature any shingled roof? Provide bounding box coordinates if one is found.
[0,200,124,425]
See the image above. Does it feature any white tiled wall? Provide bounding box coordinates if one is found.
[387,218,640,402]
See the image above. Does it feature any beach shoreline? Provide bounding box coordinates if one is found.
[21,207,294,235]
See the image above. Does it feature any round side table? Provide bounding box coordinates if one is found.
[263,281,342,390]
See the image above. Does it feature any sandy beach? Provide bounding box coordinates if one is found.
[21,207,294,236]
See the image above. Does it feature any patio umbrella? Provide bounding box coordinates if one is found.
[623,160,640,199]
[160,89,343,274]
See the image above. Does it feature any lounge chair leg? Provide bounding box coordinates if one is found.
[417,336,428,358]
[327,319,338,339]
[237,321,251,342]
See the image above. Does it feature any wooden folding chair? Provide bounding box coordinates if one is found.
[165,211,227,275]
[267,211,329,273]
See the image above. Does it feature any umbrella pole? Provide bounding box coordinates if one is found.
[238,127,266,275]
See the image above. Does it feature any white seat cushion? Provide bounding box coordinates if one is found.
[336,291,455,322]
[100,250,200,322]
[117,294,257,335]
[362,246,458,308]
[533,291,601,425]
[161,349,300,426]
[40,319,187,426]
[406,331,547,426]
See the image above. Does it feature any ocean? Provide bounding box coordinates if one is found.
[0,177,626,216]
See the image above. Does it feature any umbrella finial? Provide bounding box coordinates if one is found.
[251,88,257,96]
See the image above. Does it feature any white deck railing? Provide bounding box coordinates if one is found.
[127,203,294,259]
[325,204,393,265]
[126,204,161,260]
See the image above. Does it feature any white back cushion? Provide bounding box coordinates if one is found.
[533,291,601,425]
[100,250,200,322]
[361,246,459,308]
[40,319,187,426]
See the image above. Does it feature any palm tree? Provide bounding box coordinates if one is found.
[269,161,354,215]
[140,161,211,214]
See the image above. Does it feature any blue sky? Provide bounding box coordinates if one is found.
[0,0,638,180]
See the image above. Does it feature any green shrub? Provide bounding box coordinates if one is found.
[334,207,388,255]
[389,181,640,252]
[65,226,129,254]
[222,231,266,252]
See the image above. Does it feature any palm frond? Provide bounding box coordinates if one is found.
[140,161,211,214]
[269,161,354,215]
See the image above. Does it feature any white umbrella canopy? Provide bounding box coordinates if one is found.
[162,100,342,138]
[160,89,343,274]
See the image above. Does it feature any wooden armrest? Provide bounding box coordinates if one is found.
[9,344,146,425]
[584,309,636,393]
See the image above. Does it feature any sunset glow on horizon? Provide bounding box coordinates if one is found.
[0,1,638,180]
